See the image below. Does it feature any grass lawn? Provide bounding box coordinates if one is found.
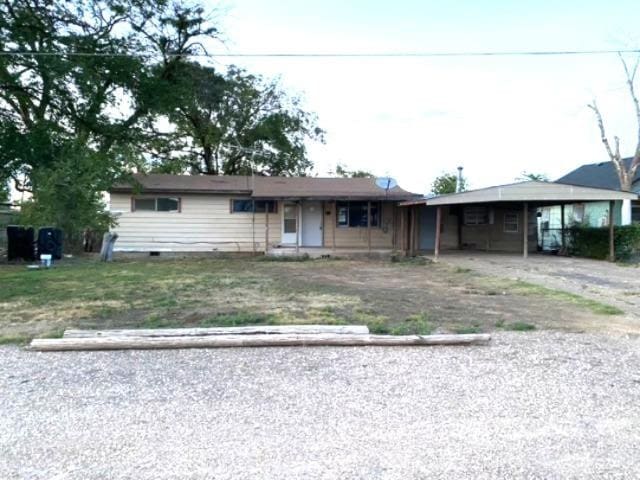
[0,256,623,344]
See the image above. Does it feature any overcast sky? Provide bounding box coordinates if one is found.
[207,0,640,194]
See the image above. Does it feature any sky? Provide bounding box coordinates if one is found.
[203,0,640,194]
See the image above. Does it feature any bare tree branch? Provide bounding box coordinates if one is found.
[589,55,640,191]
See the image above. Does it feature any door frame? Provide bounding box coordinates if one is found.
[281,201,300,245]
[300,200,324,247]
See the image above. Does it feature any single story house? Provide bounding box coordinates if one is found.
[108,174,419,254]
[400,181,638,260]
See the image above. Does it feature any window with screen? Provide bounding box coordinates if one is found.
[231,199,277,213]
[633,201,640,224]
[504,212,519,233]
[336,201,381,228]
[133,197,180,212]
[464,206,488,225]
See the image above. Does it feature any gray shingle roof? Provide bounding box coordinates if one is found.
[556,158,639,191]
[407,181,637,206]
[111,174,418,200]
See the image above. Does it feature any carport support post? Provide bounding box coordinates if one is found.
[296,202,300,255]
[560,204,566,251]
[609,200,615,262]
[367,201,372,253]
[264,206,269,255]
[523,202,528,258]
[434,206,442,261]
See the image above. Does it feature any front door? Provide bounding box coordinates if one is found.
[419,205,437,250]
[282,203,298,245]
[301,201,323,247]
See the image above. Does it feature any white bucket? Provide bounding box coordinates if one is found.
[40,254,52,268]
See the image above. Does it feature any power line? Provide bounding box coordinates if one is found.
[0,48,639,59]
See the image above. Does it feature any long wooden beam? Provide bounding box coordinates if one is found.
[63,325,370,339]
[30,333,491,351]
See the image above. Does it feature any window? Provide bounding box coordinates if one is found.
[133,197,180,212]
[464,206,488,225]
[283,204,297,233]
[631,201,640,224]
[504,212,519,233]
[231,199,277,213]
[336,201,381,228]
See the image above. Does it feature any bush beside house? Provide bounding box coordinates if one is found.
[567,224,640,261]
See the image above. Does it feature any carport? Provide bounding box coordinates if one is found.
[401,181,638,261]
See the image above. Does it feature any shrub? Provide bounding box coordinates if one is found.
[567,224,640,261]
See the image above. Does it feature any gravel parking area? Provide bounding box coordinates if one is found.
[2,332,640,479]
[442,252,640,321]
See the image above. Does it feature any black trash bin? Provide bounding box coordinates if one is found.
[37,227,63,260]
[7,226,36,261]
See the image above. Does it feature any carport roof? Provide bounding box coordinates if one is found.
[401,181,638,207]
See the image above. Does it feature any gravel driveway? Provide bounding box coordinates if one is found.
[441,252,640,321]
[2,332,640,479]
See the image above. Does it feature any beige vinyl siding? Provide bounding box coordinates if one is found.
[110,194,281,252]
[323,201,395,248]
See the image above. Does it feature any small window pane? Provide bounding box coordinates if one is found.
[349,202,368,227]
[232,200,253,212]
[464,206,488,225]
[284,219,297,233]
[370,203,380,227]
[254,201,277,213]
[157,197,179,212]
[233,199,276,213]
[337,202,348,226]
[504,212,519,233]
[632,202,640,223]
[134,198,156,211]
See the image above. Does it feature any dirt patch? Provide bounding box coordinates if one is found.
[0,256,628,341]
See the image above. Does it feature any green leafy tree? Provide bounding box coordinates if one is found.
[0,181,9,204]
[335,163,374,178]
[0,0,218,244]
[150,63,324,176]
[430,172,466,195]
[18,144,115,250]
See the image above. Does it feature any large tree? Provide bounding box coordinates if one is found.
[0,0,218,245]
[149,63,323,176]
[588,54,640,191]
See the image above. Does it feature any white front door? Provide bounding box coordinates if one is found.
[301,201,323,247]
[282,203,298,245]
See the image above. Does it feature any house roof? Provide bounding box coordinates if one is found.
[402,181,638,207]
[556,158,639,191]
[110,174,417,200]
[110,174,254,194]
[250,176,414,199]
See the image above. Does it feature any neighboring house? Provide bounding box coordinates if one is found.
[534,159,640,250]
[556,158,640,224]
[109,174,418,254]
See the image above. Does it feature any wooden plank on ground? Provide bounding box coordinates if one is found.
[63,324,370,339]
[30,333,491,352]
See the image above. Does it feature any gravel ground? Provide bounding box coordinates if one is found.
[441,252,640,320]
[2,331,640,479]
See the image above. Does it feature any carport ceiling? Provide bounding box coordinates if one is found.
[416,181,638,206]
